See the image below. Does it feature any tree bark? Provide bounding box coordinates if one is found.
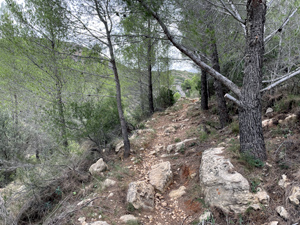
[108,41,131,158]
[239,0,266,160]
[211,37,230,128]
[56,81,68,148]
[200,69,209,110]
[52,40,68,148]
[147,19,154,115]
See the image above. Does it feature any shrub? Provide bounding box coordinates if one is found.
[155,87,175,109]
[174,92,181,101]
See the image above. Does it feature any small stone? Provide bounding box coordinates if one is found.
[268,222,279,225]
[199,211,212,222]
[266,108,273,114]
[217,142,227,147]
[77,199,92,206]
[190,173,197,179]
[78,217,86,223]
[169,186,186,199]
[89,158,108,175]
[278,174,290,188]
[149,150,157,155]
[162,202,167,207]
[119,215,138,223]
[276,206,289,220]
[107,193,114,198]
[88,221,110,225]
[265,162,272,168]
[288,186,300,205]
[102,179,116,189]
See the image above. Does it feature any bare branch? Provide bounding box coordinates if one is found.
[137,0,242,98]
[264,8,298,43]
[261,68,300,92]
[225,93,242,107]
[218,0,245,24]
[227,0,246,35]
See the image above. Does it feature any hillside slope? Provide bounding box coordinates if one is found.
[4,97,300,225]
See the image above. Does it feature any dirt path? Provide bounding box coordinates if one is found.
[124,98,214,225]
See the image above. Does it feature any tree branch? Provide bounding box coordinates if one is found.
[227,0,246,35]
[224,93,242,107]
[137,0,242,99]
[264,8,298,43]
[261,68,300,92]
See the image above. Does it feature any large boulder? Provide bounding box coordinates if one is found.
[126,181,155,210]
[149,161,173,193]
[89,158,108,176]
[199,147,269,214]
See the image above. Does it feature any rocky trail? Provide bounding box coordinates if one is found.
[2,97,300,225]
[81,97,300,225]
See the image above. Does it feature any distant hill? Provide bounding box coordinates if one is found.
[170,70,198,86]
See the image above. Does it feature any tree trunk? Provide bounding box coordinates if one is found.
[93,0,130,158]
[138,56,145,112]
[239,0,266,160]
[107,35,131,158]
[52,40,68,148]
[147,19,154,115]
[200,69,209,110]
[211,39,231,128]
[56,82,68,148]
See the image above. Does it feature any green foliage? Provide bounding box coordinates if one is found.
[250,178,260,193]
[273,94,300,112]
[126,220,140,225]
[126,203,136,212]
[230,121,239,134]
[228,139,240,154]
[181,79,192,91]
[239,152,264,170]
[45,95,120,147]
[174,92,181,101]
[174,138,181,143]
[180,75,201,97]
[199,131,208,142]
[155,87,175,109]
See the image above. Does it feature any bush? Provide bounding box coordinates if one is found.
[155,87,175,109]
[174,92,181,101]
[67,97,120,147]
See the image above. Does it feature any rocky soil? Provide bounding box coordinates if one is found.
[2,97,300,225]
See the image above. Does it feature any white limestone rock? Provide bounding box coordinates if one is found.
[199,147,269,214]
[119,215,138,223]
[102,179,116,189]
[289,186,300,205]
[149,161,173,193]
[275,206,289,220]
[89,158,108,175]
[278,174,290,188]
[166,138,197,154]
[127,181,155,210]
[169,186,186,199]
[87,222,110,225]
[199,211,212,222]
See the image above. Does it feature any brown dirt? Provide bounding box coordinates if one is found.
[33,97,300,225]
